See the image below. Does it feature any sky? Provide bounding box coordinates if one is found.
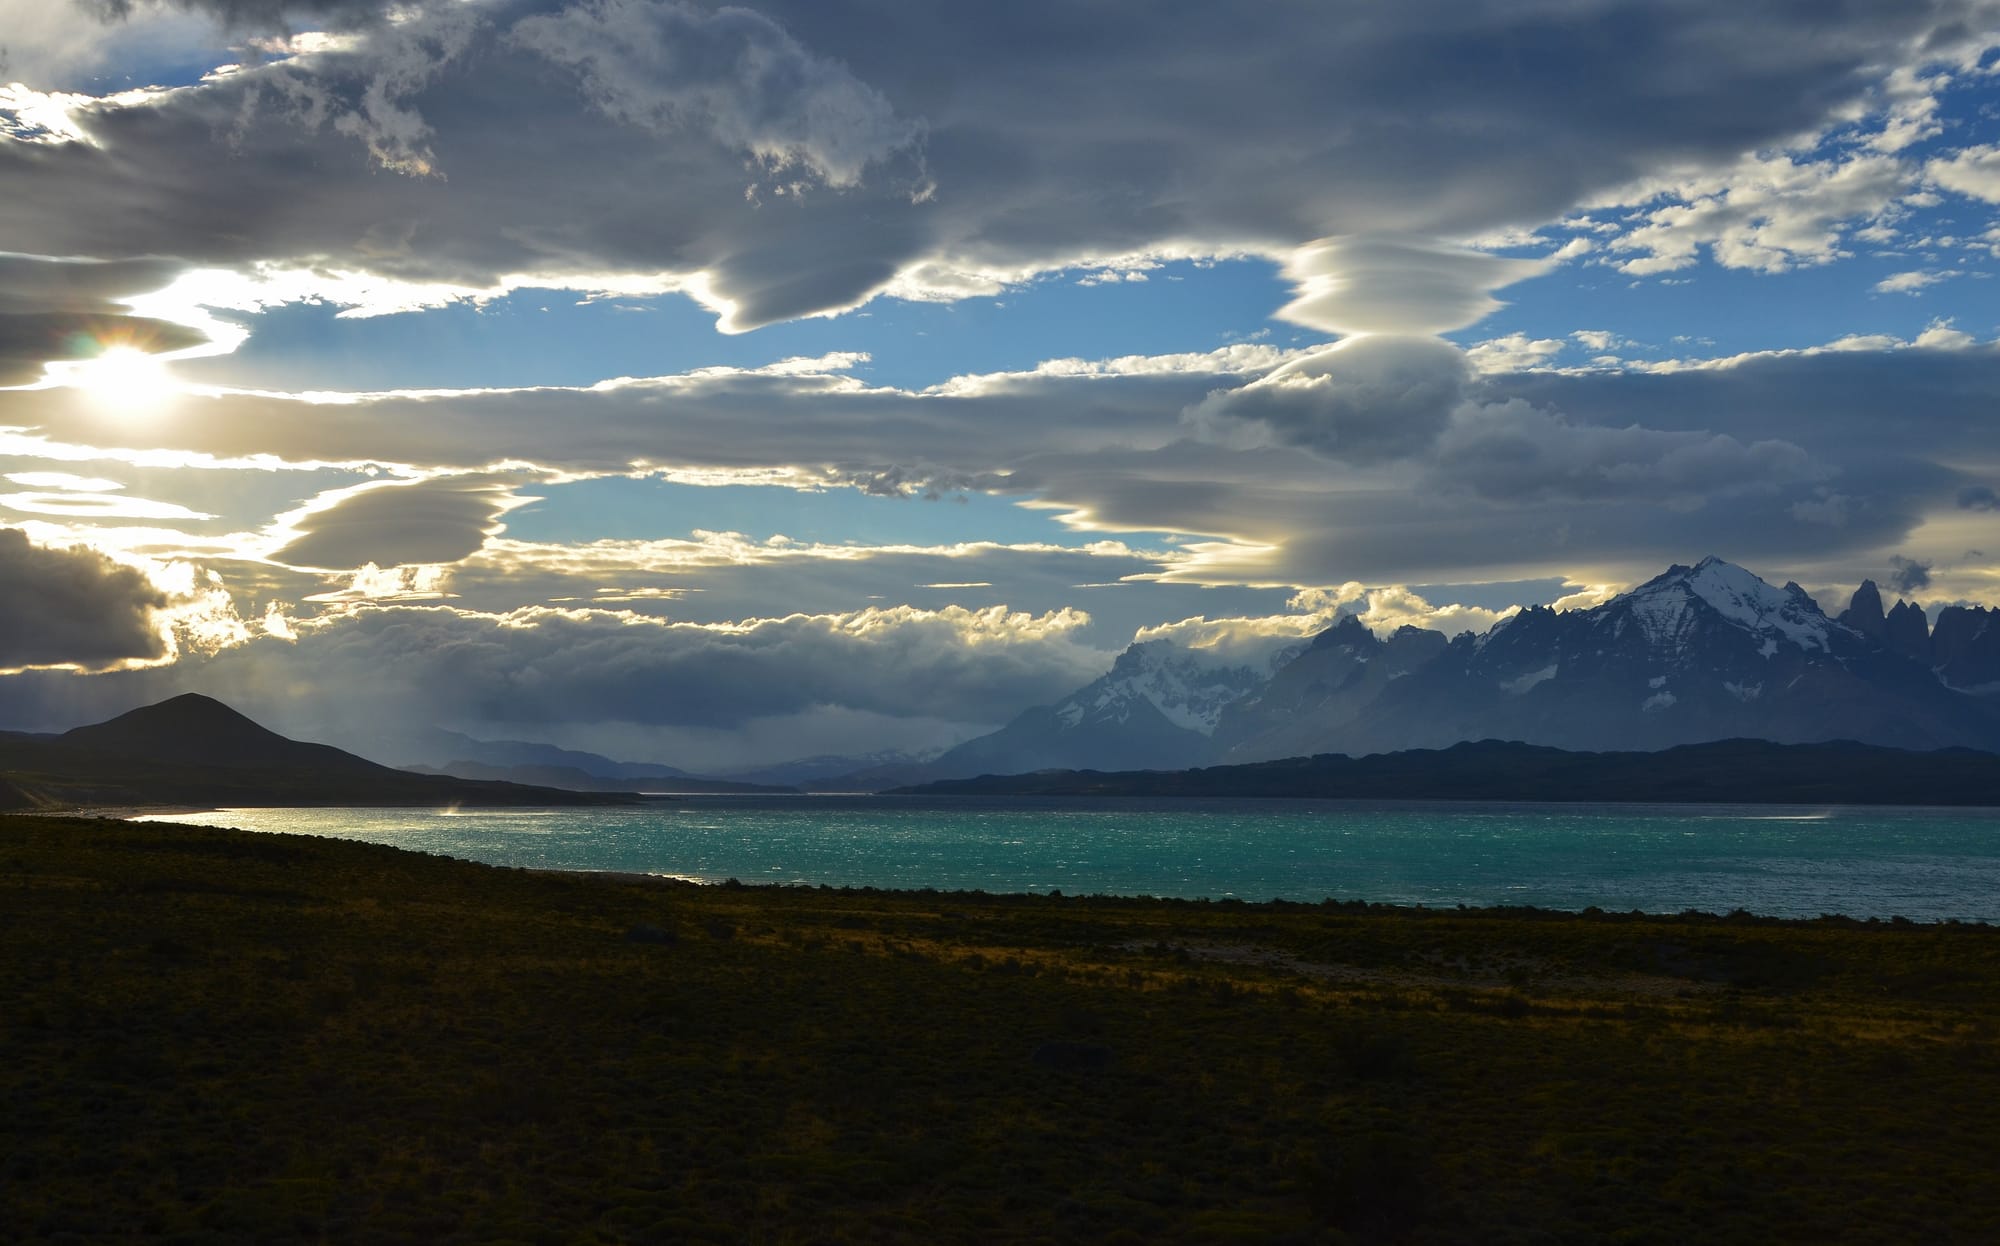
[4,0,2000,771]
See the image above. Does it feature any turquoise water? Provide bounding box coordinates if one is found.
[137,797,2000,922]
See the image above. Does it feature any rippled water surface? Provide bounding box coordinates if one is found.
[138,797,2000,921]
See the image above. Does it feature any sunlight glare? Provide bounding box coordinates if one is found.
[68,346,178,415]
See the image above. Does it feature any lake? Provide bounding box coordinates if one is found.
[137,796,2000,922]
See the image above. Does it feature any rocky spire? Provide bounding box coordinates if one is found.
[1883,599,1931,662]
[1839,579,1886,638]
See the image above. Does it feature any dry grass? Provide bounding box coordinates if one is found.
[4,814,1999,1243]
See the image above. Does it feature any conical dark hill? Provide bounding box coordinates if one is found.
[61,694,379,772]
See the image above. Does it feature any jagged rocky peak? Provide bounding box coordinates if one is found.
[1619,555,1832,652]
[1884,599,1930,660]
[1290,614,1449,669]
[1384,623,1449,662]
[1306,612,1378,652]
[1931,604,2000,691]
[1107,638,1174,677]
[1839,578,1928,659]
[1841,579,1887,637]
[1933,604,1997,664]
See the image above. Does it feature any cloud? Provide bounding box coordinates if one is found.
[0,597,1114,766]
[1889,553,1933,594]
[1275,237,1548,336]
[81,0,401,29]
[1130,612,1329,669]
[1467,332,1569,374]
[302,562,452,603]
[1188,335,1469,462]
[0,345,1256,479]
[1285,582,1515,638]
[1605,151,1915,275]
[1875,269,1954,294]
[1926,143,2000,203]
[0,2,221,90]
[236,0,486,176]
[266,475,538,570]
[1432,399,1831,505]
[5,1,1989,332]
[422,534,1294,654]
[0,487,213,521]
[0,255,208,385]
[511,0,921,190]
[0,527,168,670]
[9,333,1998,596]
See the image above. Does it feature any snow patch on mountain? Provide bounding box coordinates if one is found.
[1622,556,1833,656]
[1683,558,1831,650]
[1500,664,1557,695]
[1627,590,1698,650]
[1058,639,1277,736]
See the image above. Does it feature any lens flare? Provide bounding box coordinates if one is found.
[65,345,177,415]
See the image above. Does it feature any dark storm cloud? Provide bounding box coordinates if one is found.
[12,1,1994,327]
[1956,485,1999,510]
[0,527,167,669]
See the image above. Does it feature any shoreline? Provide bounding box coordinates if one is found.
[23,803,220,820]
[530,865,1991,928]
[49,804,2000,927]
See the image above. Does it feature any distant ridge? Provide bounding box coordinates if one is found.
[0,694,639,809]
[402,759,795,795]
[889,737,2000,807]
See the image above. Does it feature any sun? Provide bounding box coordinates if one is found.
[67,346,178,414]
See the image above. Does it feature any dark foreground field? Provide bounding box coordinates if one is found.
[5,815,1999,1244]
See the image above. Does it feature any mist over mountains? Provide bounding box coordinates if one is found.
[22,557,2000,799]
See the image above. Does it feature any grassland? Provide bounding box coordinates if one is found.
[4,813,1999,1244]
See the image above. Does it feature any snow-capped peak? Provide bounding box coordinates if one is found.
[1067,639,1271,735]
[1620,556,1832,652]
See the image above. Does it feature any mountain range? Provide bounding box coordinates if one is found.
[17,557,2000,802]
[865,557,2000,788]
